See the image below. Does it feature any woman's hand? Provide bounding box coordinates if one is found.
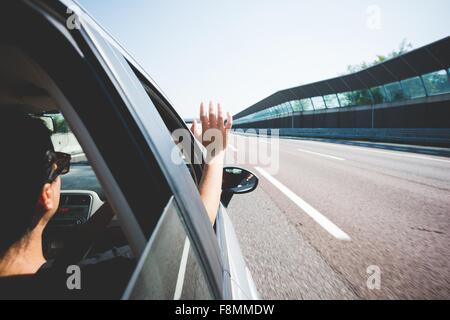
[191,102,233,159]
[191,102,233,225]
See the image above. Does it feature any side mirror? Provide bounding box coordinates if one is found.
[221,167,259,207]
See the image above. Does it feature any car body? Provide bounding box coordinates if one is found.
[0,0,259,300]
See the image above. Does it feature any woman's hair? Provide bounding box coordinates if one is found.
[0,108,54,256]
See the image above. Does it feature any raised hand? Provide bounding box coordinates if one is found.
[191,101,233,153]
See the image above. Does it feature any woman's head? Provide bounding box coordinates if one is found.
[0,108,63,255]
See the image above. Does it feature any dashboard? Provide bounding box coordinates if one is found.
[61,162,105,200]
[51,191,103,226]
[43,190,103,259]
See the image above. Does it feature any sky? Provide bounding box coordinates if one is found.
[77,0,450,118]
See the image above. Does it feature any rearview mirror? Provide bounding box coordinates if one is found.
[39,116,55,133]
[221,167,259,207]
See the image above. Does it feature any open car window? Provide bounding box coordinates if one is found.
[126,62,205,186]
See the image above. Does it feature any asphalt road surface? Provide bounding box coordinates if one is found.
[225,134,450,300]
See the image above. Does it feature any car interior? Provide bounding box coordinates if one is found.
[0,44,135,269]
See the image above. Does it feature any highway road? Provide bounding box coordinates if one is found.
[225,134,450,299]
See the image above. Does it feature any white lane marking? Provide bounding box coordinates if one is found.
[228,144,238,152]
[293,140,450,164]
[297,148,345,161]
[255,167,351,241]
[174,238,191,300]
[350,146,450,164]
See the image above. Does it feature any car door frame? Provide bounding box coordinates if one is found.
[76,15,227,300]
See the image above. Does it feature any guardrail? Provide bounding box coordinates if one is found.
[234,128,450,148]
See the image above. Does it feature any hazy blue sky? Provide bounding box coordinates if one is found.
[77,0,450,118]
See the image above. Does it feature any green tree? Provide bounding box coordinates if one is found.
[345,39,413,74]
[340,40,413,105]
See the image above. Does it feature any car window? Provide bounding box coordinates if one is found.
[38,113,105,199]
[85,24,203,186]
[124,197,213,300]
[126,62,205,186]
[29,113,130,263]
[79,25,222,297]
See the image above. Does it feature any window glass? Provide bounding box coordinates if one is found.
[31,113,135,283]
[127,60,208,185]
[300,98,314,111]
[38,113,83,155]
[422,70,450,96]
[125,197,213,300]
[236,116,247,124]
[261,109,269,119]
[269,106,276,117]
[352,89,373,106]
[277,104,286,116]
[47,113,70,133]
[311,96,326,110]
[337,92,353,107]
[401,77,426,99]
[290,100,303,112]
[282,102,292,114]
[255,111,263,120]
[259,110,266,120]
[37,113,98,198]
[323,94,340,109]
[370,86,388,104]
[180,238,213,299]
[271,106,277,116]
[384,82,405,102]
[259,109,266,120]
[274,105,284,116]
[276,104,285,116]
